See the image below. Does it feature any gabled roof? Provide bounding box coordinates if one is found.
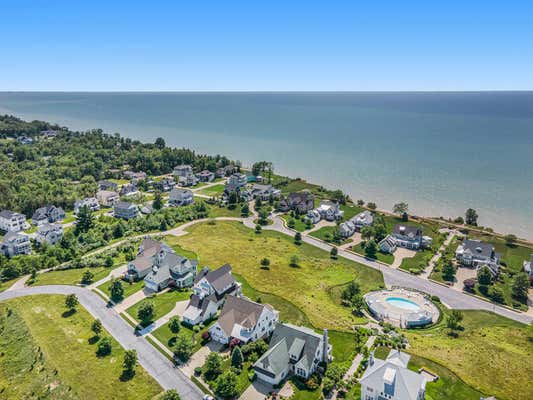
[2,231,29,243]
[0,210,23,219]
[461,239,494,258]
[194,264,235,294]
[360,350,426,400]
[216,295,269,336]
[393,225,422,237]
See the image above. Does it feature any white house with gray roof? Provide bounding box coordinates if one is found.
[174,165,198,186]
[307,200,344,223]
[32,205,65,226]
[143,252,198,292]
[169,188,194,206]
[456,239,501,276]
[253,323,332,385]
[251,184,281,201]
[114,201,139,220]
[74,197,100,214]
[35,223,63,245]
[182,264,242,326]
[125,238,173,281]
[1,232,31,257]
[209,295,278,345]
[360,349,426,400]
[0,210,27,232]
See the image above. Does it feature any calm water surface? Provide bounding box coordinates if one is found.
[1,92,532,238]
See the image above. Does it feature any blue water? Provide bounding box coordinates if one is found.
[386,297,421,311]
[0,92,532,238]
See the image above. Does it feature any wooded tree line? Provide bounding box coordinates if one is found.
[0,115,232,216]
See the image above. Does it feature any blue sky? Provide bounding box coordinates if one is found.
[0,1,532,91]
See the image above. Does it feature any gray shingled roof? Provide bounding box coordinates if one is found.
[462,239,494,258]
[194,264,235,294]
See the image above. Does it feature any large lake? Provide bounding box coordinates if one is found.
[1,92,532,239]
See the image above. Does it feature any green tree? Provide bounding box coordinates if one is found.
[446,310,464,336]
[160,390,181,400]
[105,256,114,268]
[255,224,262,234]
[204,352,223,380]
[174,335,193,362]
[465,208,478,226]
[504,234,517,246]
[364,239,378,258]
[137,301,155,325]
[260,257,270,268]
[109,279,124,300]
[169,316,181,334]
[231,346,244,369]
[290,254,300,267]
[294,232,302,244]
[123,349,137,374]
[81,270,94,284]
[330,247,338,259]
[360,226,374,241]
[65,294,78,311]
[113,222,125,238]
[477,266,493,286]
[491,286,505,303]
[215,370,239,399]
[241,203,250,217]
[367,202,377,210]
[153,190,164,210]
[155,137,166,150]
[511,273,530,303]
[75,205,95,235]
[91,319,103,337]
[97,336,113,356]
[393,202,409,215]
[288,218,296,228]
[442,258,456,282]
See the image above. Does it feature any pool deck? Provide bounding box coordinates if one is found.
[364,288,440,328]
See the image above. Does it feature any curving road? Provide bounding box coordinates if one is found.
[0,285,203,400]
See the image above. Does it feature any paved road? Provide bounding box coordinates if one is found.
[0,285,204,400]
[263,215,533,325]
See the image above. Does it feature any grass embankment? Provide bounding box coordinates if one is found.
[175,220,384,330]
[30,267,111,286]
[351,243,394,265]
[97,279,145,300]
[0,295,161,399]
[0,277,17,293]
[406,309,533,400]
[152,319,215,355]
[280,214,310,232]
[126,289,191,327]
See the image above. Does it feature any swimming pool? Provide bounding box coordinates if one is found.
[385,297,421,311]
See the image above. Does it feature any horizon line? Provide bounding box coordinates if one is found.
[1,90,533,94]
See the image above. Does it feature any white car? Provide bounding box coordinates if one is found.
[202,396,214,400]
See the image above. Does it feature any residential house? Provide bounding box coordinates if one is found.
[339,210,374,238]
[456,239,501,276]
[169,188,194,206]
[125,238,173,281]
[251,184,281,201]
[253,323,332,385]
[306,200,344,223]
[174,165,198,186]
[96,190,120,207]
[380,225,432,254]
[359,349,426,400]
[143,252,198,292]
[279,191,315,213]
[98,180,118,192]
[0,210,27,232]
[226,173,247,189]
[154,177,176,192]
[182,264,242,326]
[524,254,533,278]
[120,183,139,197]
[1,232,31,256]
[123,170,147,183]
[17,136,33,145]
[74,197,100,214]
[113,201,139,220]
[197,170,215,182]
[40,129,58,138]
[140,204,153,215]
[209,295,279,344]
[31,205,65,226]
[216,165,236,178]
[35,223,63,245]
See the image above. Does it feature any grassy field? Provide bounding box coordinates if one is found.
[97,279,145,300]
[406,309,533,400]
[0,295,161,399]
[196,184,225,197]
[126,289,191,327]
[351,243,394,264]
[373,346,483,400]
[152,319,215,354]
[280,214,310,232]
[175,220,384,330]
[30,267,112,286]
[0,277,17,293]
[309,225,349,244]
[161,235,199,259]
[206,203,243,218]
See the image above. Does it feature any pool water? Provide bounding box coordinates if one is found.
[385,297,421,311]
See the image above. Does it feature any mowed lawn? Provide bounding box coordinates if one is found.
[406,310,533,400]
[176,221,384,330]
[97,279,146,300]
[196,184,225,197]
[31,267,112,286]
[0,295,161,400]
[0,277,18,293]
[126,289,191,327]
[351,243,394,265]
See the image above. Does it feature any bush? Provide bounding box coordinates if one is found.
[97,336,112,356]
[194,366,202,376]
[430,295,441,303]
